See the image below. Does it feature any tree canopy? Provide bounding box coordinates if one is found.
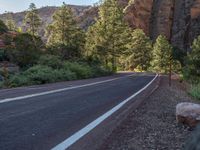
[85,0,130,71]
[23,3,41,36]
[125,29,152,71]
[46,3,85,60]
[9,33,43,68]
[152,35,173,73]
[0,20,8,34]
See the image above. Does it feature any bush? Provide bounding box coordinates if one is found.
[189,84,200,100]
[37,55,63,69]
[91,66,112,77]
[53,69,77,81]
[8,61,113,87]
[23,65,56,84]
[0,81,3,88]
[63,62,93,79]
[9,75,30,87]
[9,65,77,87]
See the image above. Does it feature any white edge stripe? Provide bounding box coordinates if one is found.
[51,74,158,150]
[0,74,134,104]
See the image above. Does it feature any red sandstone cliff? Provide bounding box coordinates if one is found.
[124,0,200,51]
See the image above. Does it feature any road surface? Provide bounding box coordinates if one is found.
[0,73,156,150]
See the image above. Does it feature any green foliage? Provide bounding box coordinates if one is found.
[0,81,3,88]
[9,33,43,68]
[172,47,187,66]
[9,65,76,87]
[123,29,152,71]
[63,62,93,79]
[37,55,63,69]
[0,19,8,34]
[6,20,16,31]
[23,3,41,36]
[46,3,85,60]
[85,0,130,71]
[8,60,112,87]
[0,49,8,61]
[5,14,16,31]
[9,74,30,87]
[184,36,200,83]
[189,84,200,100]
[152,35,173,73]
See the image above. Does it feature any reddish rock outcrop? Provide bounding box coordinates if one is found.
[123,0,200,51]
[124,0,153,35]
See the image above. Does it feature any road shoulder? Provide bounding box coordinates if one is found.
[99,76,197,150]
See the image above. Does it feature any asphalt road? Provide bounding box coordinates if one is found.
[0,73,156,150]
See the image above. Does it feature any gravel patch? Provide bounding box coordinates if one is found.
[99,76,197,150]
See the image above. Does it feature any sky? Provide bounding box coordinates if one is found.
[0,0,99,14]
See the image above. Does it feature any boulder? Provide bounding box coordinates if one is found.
[176,102,200,127]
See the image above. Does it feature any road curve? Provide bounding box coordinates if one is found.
[0,73,156,150]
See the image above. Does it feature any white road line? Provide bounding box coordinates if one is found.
[0,74,134,104]
[51,74,158,150]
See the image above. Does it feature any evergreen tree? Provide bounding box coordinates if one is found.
[125,29,152,71]
[24,3,41,36]
[5,13,16,31]
[0,19,8,34]
[46,3,85,59]
[6,19,16,31]
[184,36,200,82]
[152,35,173,73]
[10,33,43,68]
[85,0,130,71]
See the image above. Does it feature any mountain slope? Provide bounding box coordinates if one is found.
[0,5,94,39]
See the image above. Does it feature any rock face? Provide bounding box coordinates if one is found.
[124,0,200,51]
[124,0,153,35]
[176,102,200,127]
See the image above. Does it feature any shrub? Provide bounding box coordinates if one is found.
[22,65,56,84]
[9,75,30,87]
[91,66,112,77]
[8,65,78,87]
[63,62,93,79]
[53,69,77,81]
[37,54,63,69]
[189,84,200,100]
[8,61,113,87]
[0,81,3,88]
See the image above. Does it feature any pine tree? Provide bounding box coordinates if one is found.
[85,0,130,71]
[0,19,8,34]
[152,35,173,73]
[46,3,85,59]
[6,13,16,31]
[125,29,152,71]
[185,36,200,82]
[24,3,41,36]
[6,19,16,31]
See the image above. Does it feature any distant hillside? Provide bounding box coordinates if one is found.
[0,5,97,40]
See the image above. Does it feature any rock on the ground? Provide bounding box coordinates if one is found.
[176,102,200,127]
